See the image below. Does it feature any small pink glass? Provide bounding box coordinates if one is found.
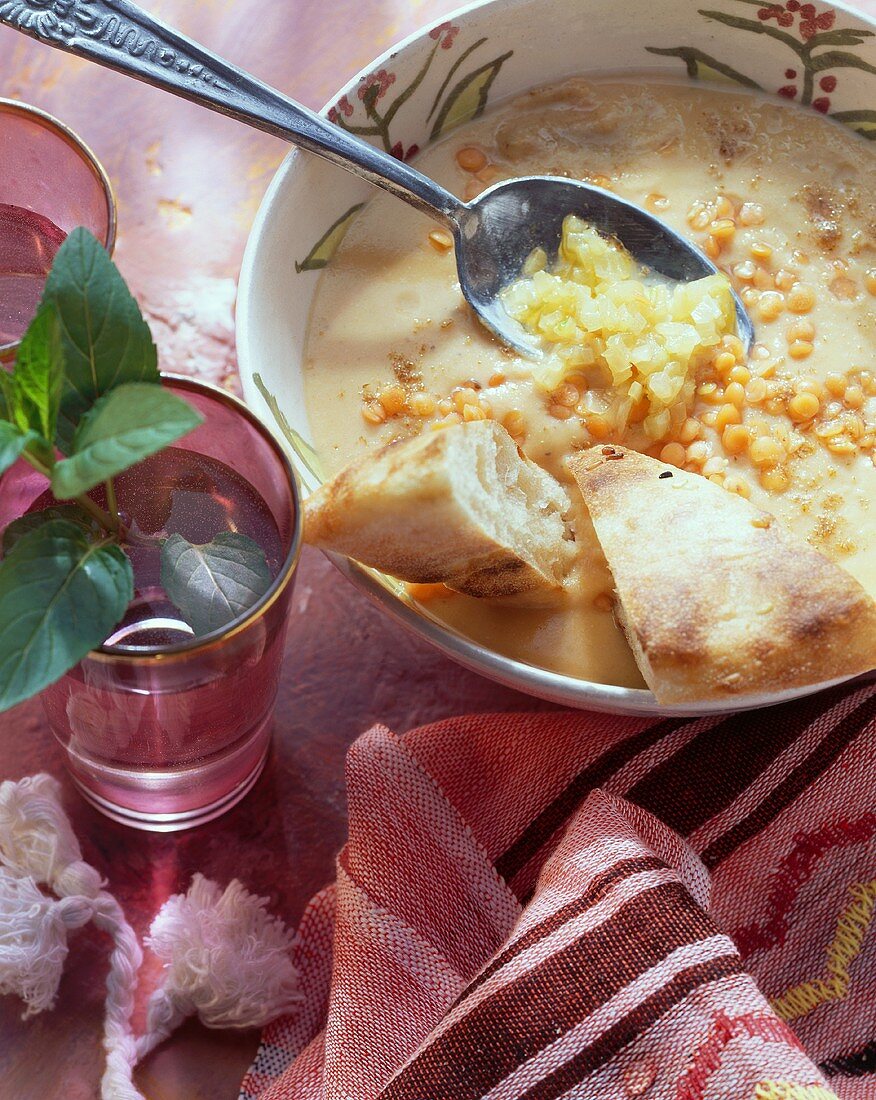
[0,97,116,358]
[1,376,301,831]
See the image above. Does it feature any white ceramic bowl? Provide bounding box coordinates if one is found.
[238,0,876,715]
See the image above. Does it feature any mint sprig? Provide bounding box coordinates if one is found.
[0,230,189,540]
[2,504,99,556]
[0,228,271,712]
[160,532,273,637]
[52,381,202,499]
[0,520,134,713]
[43,227,159,453]
[0,422,41,477]
[12,302,64,444]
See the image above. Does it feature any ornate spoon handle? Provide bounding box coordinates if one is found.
[0,0,464,225]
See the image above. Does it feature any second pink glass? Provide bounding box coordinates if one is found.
[0,97,115,356]
[1,376,301,830]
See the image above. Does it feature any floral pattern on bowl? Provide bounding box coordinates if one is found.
[295,26,513,273]
[649,0,876,130]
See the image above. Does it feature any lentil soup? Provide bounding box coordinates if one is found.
[303,77,876,689]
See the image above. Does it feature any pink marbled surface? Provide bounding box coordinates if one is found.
[2,0,875,1096]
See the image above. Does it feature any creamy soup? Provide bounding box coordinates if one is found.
[304,78,876,688]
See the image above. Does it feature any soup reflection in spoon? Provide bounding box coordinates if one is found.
[0,0,754,356]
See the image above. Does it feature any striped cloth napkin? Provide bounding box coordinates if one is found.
[241,679,875,1100]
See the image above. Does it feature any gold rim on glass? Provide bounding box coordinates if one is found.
[0,96,118,361]
[91,372,303,665]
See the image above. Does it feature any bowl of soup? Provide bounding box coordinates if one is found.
[237,0,876,715]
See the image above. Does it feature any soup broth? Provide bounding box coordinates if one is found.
[304,78,875,688]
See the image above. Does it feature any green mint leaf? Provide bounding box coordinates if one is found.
[160,531,272,637]
[51,382,203,499]
[0,370,13,423]
[13,302,64,441]
[2,504,100,558]
[0,422,41,477]
[0,519,133,713]
[42,228,159,452]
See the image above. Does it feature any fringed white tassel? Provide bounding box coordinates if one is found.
[137,873,302,1061]
[0,774,145,1100]
[0,772,102,898]
[0,777,301,1100]
[0,867,91,1017]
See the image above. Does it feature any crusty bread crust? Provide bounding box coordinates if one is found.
[570,445,876,703]
[304,421,571,598]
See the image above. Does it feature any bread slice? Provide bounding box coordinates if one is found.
[569,444,876,703]
[304,420,574,597]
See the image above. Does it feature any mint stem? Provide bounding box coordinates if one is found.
[74,494,120,536]
[21,450,121,536]
[105,477,120,528]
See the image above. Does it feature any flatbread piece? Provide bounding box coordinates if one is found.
[570,445,876,703]
[304,420,573,597]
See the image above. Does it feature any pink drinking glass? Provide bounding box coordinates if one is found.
[1,376,301,831]
[0,97,116,357]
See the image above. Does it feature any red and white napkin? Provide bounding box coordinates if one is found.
[242,680,876,1100]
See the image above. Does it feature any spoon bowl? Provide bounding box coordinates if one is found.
[0,0,753,357]
[458,175,754,356]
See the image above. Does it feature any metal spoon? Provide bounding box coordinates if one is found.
[0,0,754,355]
